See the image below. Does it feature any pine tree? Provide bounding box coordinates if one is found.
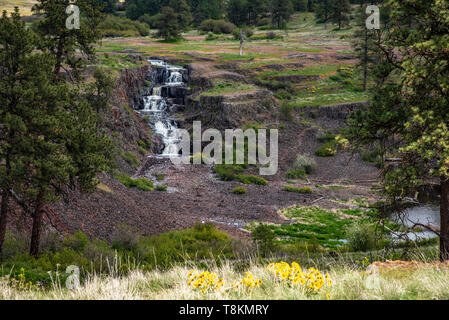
[315,0,331,22]
[0,9,37,260]
[0,9,113,259]
[346,0,449,261]
[271,0,293,29]
[32,0,103,79]
[156,6,182,40]
[169,0,193,31]
[227,0,248,27]
[329,0,351,30]
[352,4,381,91]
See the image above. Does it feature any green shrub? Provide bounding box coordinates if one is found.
[153,173,166,181]
[283,186,314,193]
[280,101,294,121]
[111,224,141,252]
[114,172,154,191]
[199,19,236,34]
[205,32,218,41]
[294,153,317,174]
[251,224,276,257]
[315,142,337,157]
[121,150,141,168]
[317,133,337,143]
[98,15,150,37]
[346,221,378,252]
[236,174,268,185]
[286,168,307,179]
[156,185,168,191]
[231,186,247,194]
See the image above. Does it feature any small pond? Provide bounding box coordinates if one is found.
[390,204,440,241]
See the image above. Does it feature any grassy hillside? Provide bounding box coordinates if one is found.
[0,0,36,15]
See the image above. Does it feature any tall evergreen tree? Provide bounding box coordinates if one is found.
[346,0,449,261]
[32,0,104,79]
[271,0,293,29]
[352,4,381,91]
[156,6,182,40]
[0,8,113,259]
[329,0,351,30]
[169,0,192,31]
[227,0,248,27]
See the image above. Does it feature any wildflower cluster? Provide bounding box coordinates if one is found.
[267,262,332,294]
[187,270,224,293]
[7,268,39,291]
[308,85,318,93]
[232,272,262,289]
[338,65,354,78]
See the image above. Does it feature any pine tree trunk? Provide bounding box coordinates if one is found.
[0,190,10,262]
[363,28,368,91]
[29,194,45,258]
[440,177,449,261]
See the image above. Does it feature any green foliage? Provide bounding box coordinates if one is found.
[120,150,141,168]
[283,186,314,193]
[32,0,104,77]
[199,19,236,34]
[156,184,168,191]
[272,206,372,248]
[114,173,154,191]
[0,8,114,258]
[271,0,293,28]
[156,7,182,41]
[251,224,276,256]
[231,186,247,194]
[0,223,243,285]
[345,221,378,252]
[315,142,337,157]
[286,168,307,179]
[98,14,150,37]
[236,174,268,185]
[279,101,294,122]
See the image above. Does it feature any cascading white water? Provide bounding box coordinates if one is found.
[139,60,186,157]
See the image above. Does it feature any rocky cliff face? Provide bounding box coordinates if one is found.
[183,64,277,130]
[104,66,163,174]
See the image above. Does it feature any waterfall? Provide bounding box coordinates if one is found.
[139,60,186,157]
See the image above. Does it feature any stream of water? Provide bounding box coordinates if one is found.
[391,204,440,240]
[140,60,186,157]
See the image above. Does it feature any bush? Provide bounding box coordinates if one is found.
[114,172,154,191]
[286,168,307,179]
[280,101,294,121]
[315,142,337,157]
[156,185,168,191]
[138,13,162,28]
[205,32,219,41]
[294,153,317,174]
[111,224,140,252]
[251,224,276,257]
[199,19,236,34]
[120,150,141,168]
[236,174,268,185]
[346,221,378,252]
[98,15,150,37]
[231,186,247,194]
[283,186,314,193]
